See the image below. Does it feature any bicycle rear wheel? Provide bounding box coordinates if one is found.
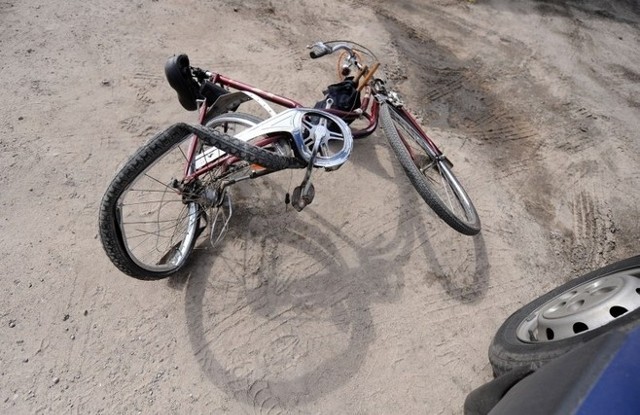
[380,103,481,235]
[99,114,273,280]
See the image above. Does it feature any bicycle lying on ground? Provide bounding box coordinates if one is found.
[99,40,481,280]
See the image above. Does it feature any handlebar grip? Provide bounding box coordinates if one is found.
[309,47,329,59]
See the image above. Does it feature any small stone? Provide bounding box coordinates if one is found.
[83,310,88,316]
[70,335,75,340]
[9,321,15,328]
[53,377,60,385]
[18,116,24,121]
[63,314,70,321]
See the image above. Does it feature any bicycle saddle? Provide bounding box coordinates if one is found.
[165,54,200,111]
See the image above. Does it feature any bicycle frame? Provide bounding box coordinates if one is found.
[179,52,449,188]
[98,41,481,280]
[207,71,445,157]
[394,105,446,160]
[207,72,380,139]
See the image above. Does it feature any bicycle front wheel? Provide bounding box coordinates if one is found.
[99,115,267,280]
[380,103,481,235]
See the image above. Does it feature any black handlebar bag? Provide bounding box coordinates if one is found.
[314,78,361,123]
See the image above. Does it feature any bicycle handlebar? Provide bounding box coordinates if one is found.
[308,42,332,59]
[308,41,356,60]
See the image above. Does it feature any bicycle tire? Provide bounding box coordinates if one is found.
[379,103,481,235]
[99,118,302,280]
[180,123,304,171]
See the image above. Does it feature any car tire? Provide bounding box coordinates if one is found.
[489,255,640,377]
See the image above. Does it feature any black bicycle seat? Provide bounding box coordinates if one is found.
[165,54,200,111]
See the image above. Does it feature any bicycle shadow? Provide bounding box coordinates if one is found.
[348,128,490,303]
[173,116,489,410]
[415,219,490,304]
[178,176,411,411]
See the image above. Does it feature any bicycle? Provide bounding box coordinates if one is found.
[98,40,481,280]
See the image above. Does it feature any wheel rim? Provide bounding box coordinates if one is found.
[116,136,205,273]
[388,109,476,224]
[116,115,259,273]
[516,268,640,342]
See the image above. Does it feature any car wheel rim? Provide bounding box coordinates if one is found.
[516,268,640,343]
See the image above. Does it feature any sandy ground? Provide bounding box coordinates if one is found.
[1,0,639,413]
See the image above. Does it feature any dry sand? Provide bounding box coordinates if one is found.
[1,0,638,413]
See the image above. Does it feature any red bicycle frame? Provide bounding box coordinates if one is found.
[181,69,444,183]
[209,72,380,139]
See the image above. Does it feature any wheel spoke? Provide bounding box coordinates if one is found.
[99,113,265,278]
[380,104,479,235]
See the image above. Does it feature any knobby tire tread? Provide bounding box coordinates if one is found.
[181,123,305,171]
[379,103,480,235]
[99,122,304,280]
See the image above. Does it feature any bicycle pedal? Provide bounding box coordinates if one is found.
[291,183,315,212]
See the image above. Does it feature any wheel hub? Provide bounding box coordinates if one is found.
[516,269,640,342]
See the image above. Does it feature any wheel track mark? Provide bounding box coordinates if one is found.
[195,299,256,348]
[117,116,156,137]
[427,74,465,101]
[571,191,597,268]
[421,65,483,104]
[247,380,284,415]
[471,108,510,126]
[552,102,599,153]
[133,72,163,81]
[243,307,295,339]
[374,3,542,152]
[609,63,640,83]
[247,227,343,282]
[569,191,617,274]
[267,335,300,358]
[135,86,155,105]
[492,153,543,181]
[468,115,539,144]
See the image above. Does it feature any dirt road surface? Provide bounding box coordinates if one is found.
[1,0,638,413]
